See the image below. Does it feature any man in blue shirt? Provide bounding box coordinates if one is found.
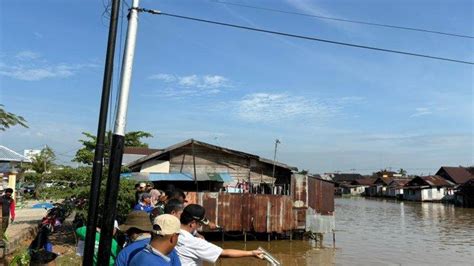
[115,211,153,266]
[130,214,181,266]
[133,193,154,213]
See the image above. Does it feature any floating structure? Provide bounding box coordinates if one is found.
[124,139,335,237]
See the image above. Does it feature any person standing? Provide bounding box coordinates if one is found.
[0,188,15,244]
[75,220,120,265]
[134,193,154,213]
[129,214,182,265]
[116,211,153,266]
[176,204,264,266]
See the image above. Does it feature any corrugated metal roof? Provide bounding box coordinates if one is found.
[123,147,163,155]
[121,171,232,182]
[127,139,297,171]
[405,175,455,188]
[121,172,194,181]
[0,145,31,163]
[437,166,474,184]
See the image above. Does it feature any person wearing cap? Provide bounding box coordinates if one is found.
[134,182,147,205]
[75,220,120,265]
[115,211,153,266]
[176,204,263,265]
[134,193,154,213]
[129,214,182,265]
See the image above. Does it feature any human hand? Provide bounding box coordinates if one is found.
[251,250,264,259]
[207,222,219,230]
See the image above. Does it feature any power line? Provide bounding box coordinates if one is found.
[138,8,474,65]
[212,0,474,39]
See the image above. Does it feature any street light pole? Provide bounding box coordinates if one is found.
[97,0,140,264]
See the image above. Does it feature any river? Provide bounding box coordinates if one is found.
[213,197,474,265]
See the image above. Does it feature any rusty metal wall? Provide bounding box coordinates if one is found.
[291,174,307,207]
[307,177,335,215]
[186,192,296,233]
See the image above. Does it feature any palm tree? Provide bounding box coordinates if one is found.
[31,146,56,174]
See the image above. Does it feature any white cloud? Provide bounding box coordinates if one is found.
[15,51,41,60]
[147,73,231,97]
[0,52,98,81]
[410,107,432,117]
[235,92,336,122]
[148,73,176,82]
[285,0,349,30]
[34,32,43,39]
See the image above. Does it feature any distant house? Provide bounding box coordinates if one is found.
[338,178,374,196]
[0,145,32,194]
[374,170,402,179]
[125,139,297,193]
[455,179,474,207]
[386,179,409,198]
[366,176,393,197]
[435,166,474,185]
[403,176,455,202]
[330,173,364,183]
[122,147,162,166]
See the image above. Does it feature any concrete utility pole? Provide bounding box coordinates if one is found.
[272,139,281,181]
[97,0,140,264]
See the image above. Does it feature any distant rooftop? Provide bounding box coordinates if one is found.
[0,145,32,163]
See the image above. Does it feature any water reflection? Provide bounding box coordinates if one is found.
[209,198,474,265]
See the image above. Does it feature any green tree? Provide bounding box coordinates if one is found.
[31,146,56,174]
[398,168,407,177]
[0,104,28,131]
[73,131,153,165]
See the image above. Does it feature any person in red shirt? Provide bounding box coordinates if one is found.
[0,188,15,245]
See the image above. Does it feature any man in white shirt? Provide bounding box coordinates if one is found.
[175,204,264,266]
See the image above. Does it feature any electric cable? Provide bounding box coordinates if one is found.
[211,0,474,39]
[137,8,473,65]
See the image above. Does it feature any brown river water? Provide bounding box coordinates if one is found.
[211,197,474,265]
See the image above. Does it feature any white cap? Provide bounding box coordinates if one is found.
[153,214,180,236]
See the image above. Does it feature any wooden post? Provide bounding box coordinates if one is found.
[333,230,336,248]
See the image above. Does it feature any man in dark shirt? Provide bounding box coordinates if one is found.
[0,188,15,244]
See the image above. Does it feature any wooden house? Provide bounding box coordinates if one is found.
[403,176,454,202]
[455,179,474,207]
[435,166,474,185]
[366,176,393,197]
[125,139,297,193]
[386,179,409,199]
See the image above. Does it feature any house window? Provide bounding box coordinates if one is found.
[437,187,440,191]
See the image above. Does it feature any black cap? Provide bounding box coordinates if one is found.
[181,204,209,225]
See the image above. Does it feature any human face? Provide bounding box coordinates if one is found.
[144,197,152,205]
[5,192,12,198]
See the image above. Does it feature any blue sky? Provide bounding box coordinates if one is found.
[1,0,473,174]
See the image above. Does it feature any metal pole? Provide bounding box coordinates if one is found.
[97,0,140,264]
[272,139,280,194]
[192,139,198,192]
[83,0,120,264]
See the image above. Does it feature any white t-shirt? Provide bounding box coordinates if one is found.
[175,229,223,266]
